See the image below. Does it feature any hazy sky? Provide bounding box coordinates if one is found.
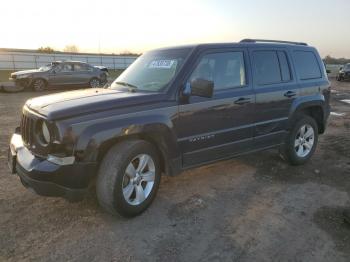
[0,0,348,57]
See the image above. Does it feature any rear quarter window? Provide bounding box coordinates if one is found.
[293,51,322,80]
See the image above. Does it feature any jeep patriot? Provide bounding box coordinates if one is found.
[8,39,331,217]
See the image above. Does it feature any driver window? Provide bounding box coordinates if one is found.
[189,52,246,90]
[54,64,63,72]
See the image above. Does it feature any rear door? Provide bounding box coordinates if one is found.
[250,48,299,148]
[177,48,255,167]
[73,63,94,84]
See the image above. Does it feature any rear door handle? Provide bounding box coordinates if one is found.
[234,97,251,105]
[284,91,296,98]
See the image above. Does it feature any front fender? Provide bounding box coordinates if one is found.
[73,114,180,163]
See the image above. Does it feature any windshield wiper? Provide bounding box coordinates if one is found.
[115,81,138,92]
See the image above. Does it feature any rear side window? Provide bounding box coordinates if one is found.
[74,64,91,71]
[293,51,322,80]
[253,50,291,85]
[278,51,291,81]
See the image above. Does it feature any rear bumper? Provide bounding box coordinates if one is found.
[9,133,97,201]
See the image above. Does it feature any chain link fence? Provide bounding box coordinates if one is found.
[0,51,138,70]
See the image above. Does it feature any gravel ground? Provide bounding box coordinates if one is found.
[1,80,350,262]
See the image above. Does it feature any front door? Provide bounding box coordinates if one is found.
[176,48,255,167]
[48,63,74,86]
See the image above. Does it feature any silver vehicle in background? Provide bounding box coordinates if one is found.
[9,61,109,91]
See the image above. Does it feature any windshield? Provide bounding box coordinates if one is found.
[110,48,192,92]
[38,63,53,72]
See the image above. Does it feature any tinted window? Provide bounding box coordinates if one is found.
[293,51,322,80]
[189,52,246,90]
[74,63,91,71]
[57,63,73,72]
[278,51,291,81]
[253,51,281,85]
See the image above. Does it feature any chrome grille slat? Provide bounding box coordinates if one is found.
[28,118,33,144]
[21,113,36,146]
[25,116,29,144]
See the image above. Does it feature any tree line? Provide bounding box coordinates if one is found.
[37,45,140,56]
[323,55,350,65]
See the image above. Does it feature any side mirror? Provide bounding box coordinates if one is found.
[187,78,214,98]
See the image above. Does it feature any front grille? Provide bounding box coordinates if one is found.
[21,113,35,146]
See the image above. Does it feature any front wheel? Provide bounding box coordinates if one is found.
[281,115,318,165]
[96,140,161,217]
[32,79,47,91]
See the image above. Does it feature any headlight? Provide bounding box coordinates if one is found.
[41,121,51,144]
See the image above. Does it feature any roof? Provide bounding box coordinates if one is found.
[152,39,313,52]
[52,60,90,64]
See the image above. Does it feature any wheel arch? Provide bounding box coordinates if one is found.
[75,119,180,176]
[288,97,326,134]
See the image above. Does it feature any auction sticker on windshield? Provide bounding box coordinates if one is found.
[148,60,176,69]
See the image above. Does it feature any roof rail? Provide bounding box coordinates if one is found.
[240,39,308,46]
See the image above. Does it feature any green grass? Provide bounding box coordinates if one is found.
[0,69,124,83]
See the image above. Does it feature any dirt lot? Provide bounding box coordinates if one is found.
[1,80,350,262]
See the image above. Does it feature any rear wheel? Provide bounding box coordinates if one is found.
[96,140,161,217]
[32,79,47,91]
[100,73,108,85]
[281,115,318,165]
[89,78,100,88]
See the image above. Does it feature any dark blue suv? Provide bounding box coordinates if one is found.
[8,39,331,217]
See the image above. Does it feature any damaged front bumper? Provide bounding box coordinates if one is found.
[8,132,97,201]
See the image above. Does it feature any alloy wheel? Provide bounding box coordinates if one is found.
[33,79,45,91]
[90,79,100,88]
[294,124,315,157]
[121,154,155,205]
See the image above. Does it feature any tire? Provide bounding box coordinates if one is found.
[96,140,161,217]
[100,73,108,85]
[89,78,100,88]
[32,78,47,91]
[281,115,318,165]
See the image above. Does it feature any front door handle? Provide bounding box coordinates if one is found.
[284,91,296,98]
[234,97,251,105]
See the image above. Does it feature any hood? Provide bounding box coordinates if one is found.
[26,88,166,120]
[12,69,41,76]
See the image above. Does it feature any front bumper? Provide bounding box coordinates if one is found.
[8,133,97,201]
[9,77,32,88]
